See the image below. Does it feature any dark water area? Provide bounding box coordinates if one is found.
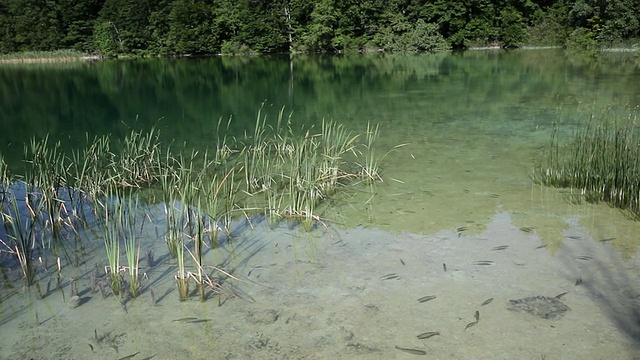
[1,50,638,168]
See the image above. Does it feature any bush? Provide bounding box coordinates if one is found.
[375,20,447,52]
[565,27,598,56]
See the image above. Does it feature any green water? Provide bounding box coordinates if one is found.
[3,50,640,359]
[2,49,640,251]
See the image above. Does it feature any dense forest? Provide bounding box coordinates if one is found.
[0,0,639,55]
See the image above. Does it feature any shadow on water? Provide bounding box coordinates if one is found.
[555,226,640,346]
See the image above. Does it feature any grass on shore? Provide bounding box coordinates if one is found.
[0,50,92,63]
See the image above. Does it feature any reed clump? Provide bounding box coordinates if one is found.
[0,110,389,295]
[536,109,640,217]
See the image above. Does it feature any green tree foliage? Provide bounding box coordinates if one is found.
[57,0,104,51]
[1,0,639,56]
[95,0,155,55]
[0,1,16,53]
[8,0,62,51]
[166,0,219,54]
[300,0,338,52]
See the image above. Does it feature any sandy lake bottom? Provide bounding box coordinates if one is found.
[1,208,640,360]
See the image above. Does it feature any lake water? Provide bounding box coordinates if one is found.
[1,50,640,359]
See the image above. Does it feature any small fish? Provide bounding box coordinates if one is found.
[417,331,440,339]
[555,291,569,299]
[519,227,533,233]
[575,255,593,261]
[473,260,494,265]
[491,245,509,251]
[599,237,615,243]
[474,311,480,322]
[188,319,213,324]
[534,244,547,250]
[380,273,399,280]
[117,352,140,360]
[418,295,437,303]
[172,317,198,322]
[575,278,583,286]
[456,226,468,232]
[400,259,405,266]
[488,193,500,198]
[395,346,427,355]
[481,298,494,306]
[443,263,447,272]
[464,321,477,330]
[566,235,581,240]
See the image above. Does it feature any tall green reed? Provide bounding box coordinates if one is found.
[123,196,142,298]
[536,109,640,217]
[100,193,122,297]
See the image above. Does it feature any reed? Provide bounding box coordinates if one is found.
[73,134,114,200]
[123,196,142,298]
[160,149,181,258]
[0,185,39,286]
[359,122,382,184]
[23,136,77,265]
[0,112,390,295]
[174,229,190,301]
[116,127,163,189]
[536,109,640,217]
[318,119,359,195]
[100,193,122,297]
[186,201,207,301]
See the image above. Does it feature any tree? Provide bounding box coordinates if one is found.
[57,0,104,51]
[10,0,61,51]
[301,0,338,51]
[0,1,17,53]
[95,0,155,54]
[166,0,219,54]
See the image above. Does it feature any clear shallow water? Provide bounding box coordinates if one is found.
[2,50,640,358]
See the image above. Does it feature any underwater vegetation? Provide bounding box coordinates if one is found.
[0,108,386,303]
[536,108,640,218]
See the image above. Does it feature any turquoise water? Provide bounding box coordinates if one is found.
[2,50,640,358]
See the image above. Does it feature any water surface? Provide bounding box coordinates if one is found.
[2,50,640,358]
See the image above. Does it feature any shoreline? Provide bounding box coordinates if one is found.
[1,45,638,64]
[0,55,102,64]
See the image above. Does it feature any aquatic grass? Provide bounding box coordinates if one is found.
[536,109,640,217]
[123,196,142,298]
[174,226,190,301]
[70,134,114,201]
[0,185,39,286]
[185,197,207,301]
[115,127,164,189]
[23,136,74,261]
[318,119,359,195]
[0,110,390,298]
[100,192,123,297]
[358,122,382,184]
[229,109,385,230]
